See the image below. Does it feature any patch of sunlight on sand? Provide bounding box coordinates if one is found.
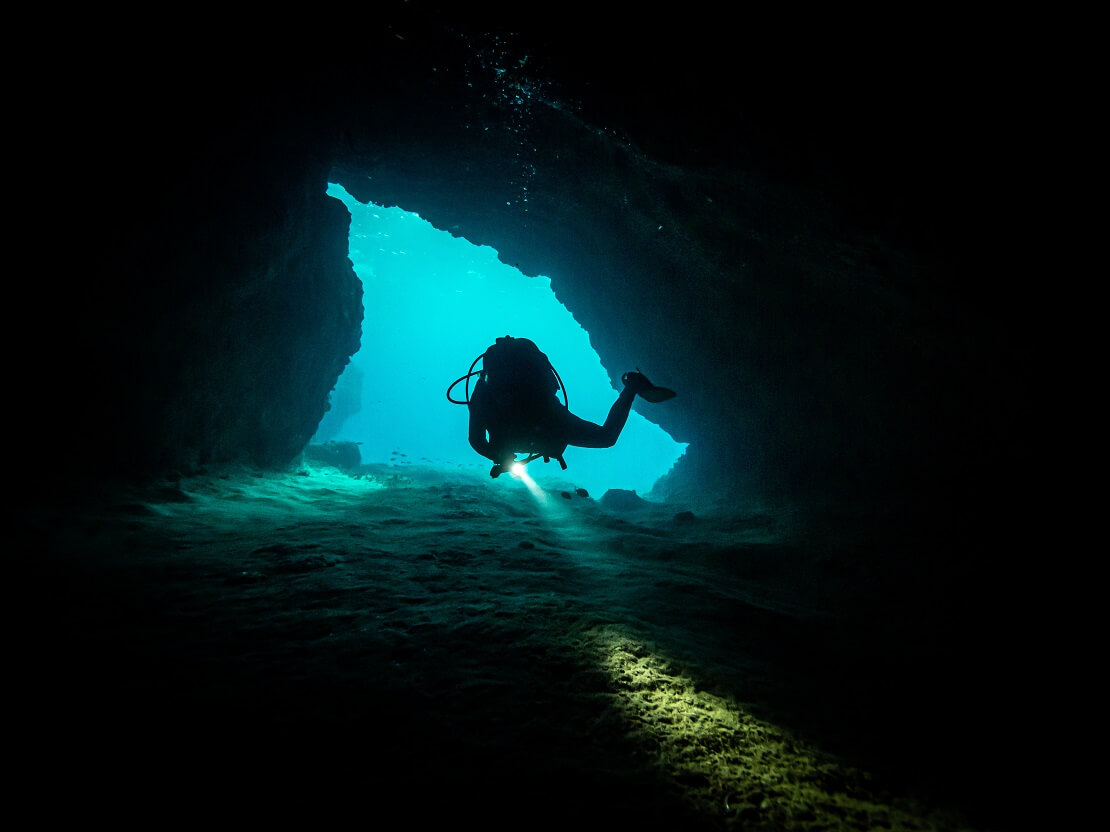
[581,625,963,831]
[155,464,387,525]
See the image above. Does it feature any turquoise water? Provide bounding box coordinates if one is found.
[318,183,686,497]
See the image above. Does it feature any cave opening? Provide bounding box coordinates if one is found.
[314,183,687,497]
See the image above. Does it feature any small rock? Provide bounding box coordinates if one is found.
[600,488,647,511]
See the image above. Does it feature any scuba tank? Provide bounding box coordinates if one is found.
[446,336,567,408]
[446,336,570,472]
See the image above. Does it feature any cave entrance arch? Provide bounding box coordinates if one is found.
[315,183,686,497]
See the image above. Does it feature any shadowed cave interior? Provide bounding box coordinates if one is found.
[16,5,1036,829]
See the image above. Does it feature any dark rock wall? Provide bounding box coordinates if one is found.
[324,22,1020,527]
[22,6,1029,535]
[24,46,362,484]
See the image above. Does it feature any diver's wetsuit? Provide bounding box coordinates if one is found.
[467,378,636,466]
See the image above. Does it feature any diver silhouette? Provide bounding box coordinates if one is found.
[447,335,675,478]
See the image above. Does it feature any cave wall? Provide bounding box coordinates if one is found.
[323,24,1009,522]
[23,47,363,486]
[21,7,1028,533]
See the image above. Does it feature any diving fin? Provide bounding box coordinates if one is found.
[638,384,676,403]
[622,370,677,403]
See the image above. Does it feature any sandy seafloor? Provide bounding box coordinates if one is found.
[16,461,1016,830]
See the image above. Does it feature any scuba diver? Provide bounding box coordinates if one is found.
[447,335,675,478]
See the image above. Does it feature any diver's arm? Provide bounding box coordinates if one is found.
[468,417,496,461]
[467,381,498,462]
[470,414,512,477]
[468,383,513,477]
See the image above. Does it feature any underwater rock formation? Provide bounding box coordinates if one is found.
[22,6,1027,539]
[304,441,363,473]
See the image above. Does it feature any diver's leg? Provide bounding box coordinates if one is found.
[558,388,636,449]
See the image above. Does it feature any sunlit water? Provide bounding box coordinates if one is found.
[316,183,686,497]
